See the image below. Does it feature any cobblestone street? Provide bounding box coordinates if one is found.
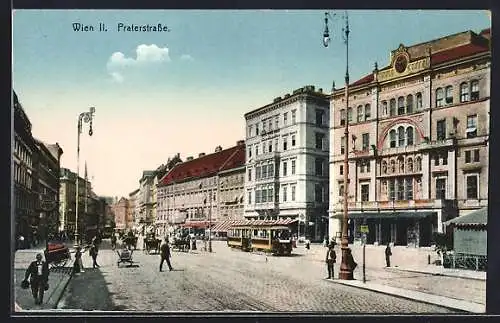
[56,240,462,313]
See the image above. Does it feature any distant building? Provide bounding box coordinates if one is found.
[58,168,91,237]
[244,85,330,241]
[138,171,156,232]
[157,141,246,234]
[128,189,139,230]
[111,197,129,232]
[328,28,490,247]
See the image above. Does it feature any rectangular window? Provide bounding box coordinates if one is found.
[466,175,478,199]
[471,80,479,101]
[256,145,259,156]
[256,124,259,135]
[315,158,323,176]
[282,186,287,202]
[316,109,324,126]
[365,105,371,120]
[339,184,344,197]
[397,179,405,200]
[261,188,267,202]
[275,139,279,152]
[405,178,413,200]
[474,149,480,162]
[284,112,288,125]
[291,185,296,201]
[341,136,346,154]
[291,110,297,124]
[275,116,279,129]
[388,179,395,200]
[268,141,273,153]
[361,184,369,202]
[262,165,268,178]
[256,166,261,179]
[466,115,477,138]
[269,164,274,177]
[445,86,453,104]
[362,133,369,151]
[267,187,273,202]
[315,184,323,202]
[357,106,364,122]
[291,160,296,175]
[248,192,252,204]
[248,169,252,181]
[398,98,405,115]
[436,178,446,199]
[291,135,296,146]
[283,137,288,151]
[268,119,272,131]
[339,165,343,175]
[256,190,261,203]
[465,150,471,163]
[283,162,287,177]
[340,110,346,126]
[315,133,325,150]
[437,119,446,141]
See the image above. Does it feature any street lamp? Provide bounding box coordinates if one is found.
[323,11,354,280]
[200,182,213,252]
[74,107,95,246]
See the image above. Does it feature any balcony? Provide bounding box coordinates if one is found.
[250,201,279,211]
[419,138,456,151]
[254,151,280,162]
[332,199,457,212]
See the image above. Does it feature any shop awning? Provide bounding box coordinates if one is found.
[443,207,487,226]
[212,220,241,232]
[230,218,298,228]
[181,221,212,229]
[342,211,437,219]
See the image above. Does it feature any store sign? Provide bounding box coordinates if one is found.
[360,225,369,233]
[40,200,56,212]
[378,45,430,83]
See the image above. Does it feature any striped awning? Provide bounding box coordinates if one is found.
[229,218,298,229]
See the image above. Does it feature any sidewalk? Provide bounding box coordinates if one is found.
[387,264,486,281]
[13,249,74,312]
[325,278,485,313]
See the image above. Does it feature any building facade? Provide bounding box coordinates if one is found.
[328,28,490,247]
[58,167,91,238]
[32,139,63,242]
[13,91,37,246]
[128,189,139,230]
[157,142,246,233]
[138,171,155,232]
[244,85,330,241]
[111,197,129,231]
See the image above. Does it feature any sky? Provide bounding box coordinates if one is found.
[12,9,490,198]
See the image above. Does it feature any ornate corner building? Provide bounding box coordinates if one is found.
[328,28,491,247]
[244,86,330,242]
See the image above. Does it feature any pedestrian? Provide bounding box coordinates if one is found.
[325,242,337,279]
[159,239,173,272]
[347,248,357,271]
[111,234,117,250]
[73,246,84,274]
[385,243,392,267]
[22,253,49,305]
[90,242,100,268]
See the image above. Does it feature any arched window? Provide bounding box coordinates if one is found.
[389,130,397,148]
[398,97,405,115]
[436,88,444,107]
[416,92,423,110]
[445,85,453,104]
[406,94,413,114]
[382,101,388,115]
[390,160,396,173]
[460,82,469,102]
[357,105,364,122]
[390,99,396,116]
[340,109,346,126]
[407,158,413,172]
[382,160,388,174]
[364,104,371,120]
[406,127,414,146]
[347,107,353,123]
[398,156,405,173]
[415,156,422,171]
[398,126,405,146]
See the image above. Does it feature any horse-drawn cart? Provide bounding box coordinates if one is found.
[44,242,71,268]
[144,234,161,254]
[116,248,135,267]
[122,234,138,250]
[171,237,190,252]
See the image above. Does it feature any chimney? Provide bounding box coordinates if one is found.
[186,156,194,161]
[215,146,223,153]
[199,153,206,158]
[236,140,245,146]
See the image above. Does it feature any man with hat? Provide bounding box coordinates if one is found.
[23,253,49,304]
[325,241,337,279]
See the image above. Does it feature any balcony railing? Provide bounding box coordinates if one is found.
[332,199,456,212]
[254,151,280,162]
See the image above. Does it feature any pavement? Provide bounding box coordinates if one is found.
[13,247,74,312]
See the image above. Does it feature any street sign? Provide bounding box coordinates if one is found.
[360,225,369,233]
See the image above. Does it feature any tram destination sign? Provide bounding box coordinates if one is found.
[360,225,369,233]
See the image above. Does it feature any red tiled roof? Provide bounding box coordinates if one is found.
[350,73,374,87]
[480,28,491,36]
[431,43,489,65]
[159,143,246,186]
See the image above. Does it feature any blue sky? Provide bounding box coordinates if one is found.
[12,10,490,197]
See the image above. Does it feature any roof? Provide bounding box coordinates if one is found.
[445,208,487,226]
[431,43,489,66]
[350,73,375,87]
[229,218,298,229]
[159,143,245,186]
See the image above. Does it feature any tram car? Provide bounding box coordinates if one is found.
[227,219,295,256]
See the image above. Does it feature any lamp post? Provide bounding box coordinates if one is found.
[323,11,354,280]
[74,107,95,246]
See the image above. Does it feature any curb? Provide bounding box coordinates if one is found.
[386,267,486,281]
[324,278,485,313]
[52,266,74,309]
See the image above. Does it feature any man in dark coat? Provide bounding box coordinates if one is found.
[90,242,100,268]
[385,243,392,267]
[159,239,173,272]
[23,253,49,304]
[325,242,336,279]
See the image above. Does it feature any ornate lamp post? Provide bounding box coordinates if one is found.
[323,11,354,280]
[74,107,95,246]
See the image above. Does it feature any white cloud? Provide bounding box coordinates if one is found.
[106,44,170,82]
[180,54,194,61]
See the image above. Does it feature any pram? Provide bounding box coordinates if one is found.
[116,248,135,267]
